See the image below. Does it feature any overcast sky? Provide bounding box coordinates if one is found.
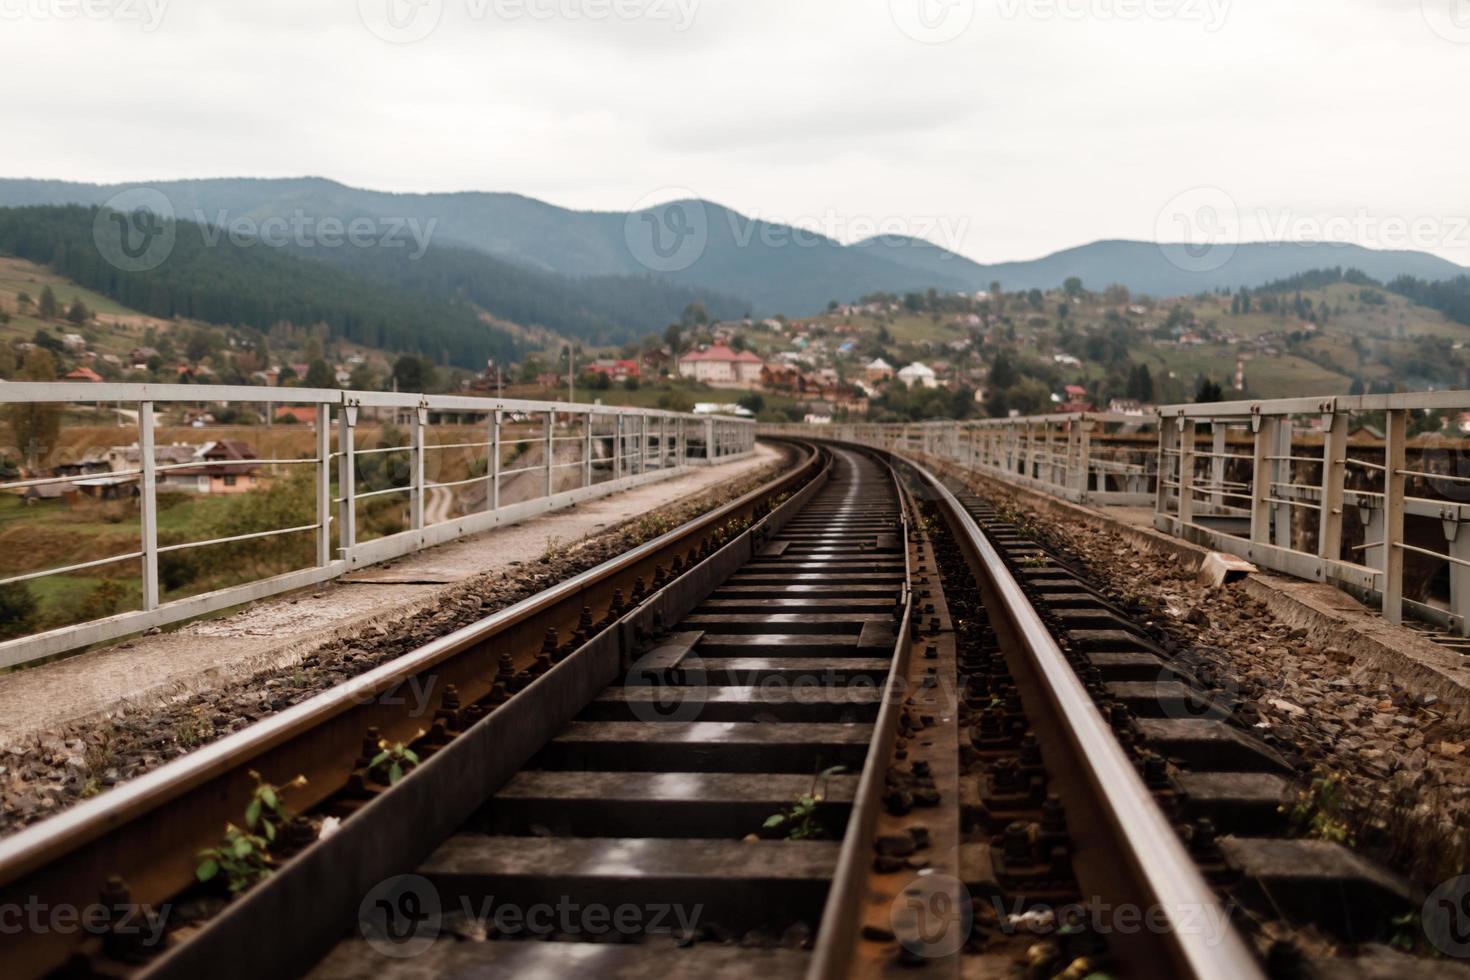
[2,0,1467,266]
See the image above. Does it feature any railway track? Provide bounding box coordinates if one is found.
[0,439,1445,979]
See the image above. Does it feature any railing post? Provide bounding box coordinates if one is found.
[138,401,159,611]
[338,402,358,559]
[1076,419,1095,499]
[1210,424,1227,510]
[1382,408,1407,625]
[489,410,501,512]
[704,418,714,464]
[1250,415,1277,546]
[1273,420,1295,549]
[584,411,594,488]
[1178,419,1197,528]
[615,415,624,480]
[1444,518,1470,636]
[640,415,648,471]
[410,405,426,531]
[1318,411,1347,562]
[545,410,555,497]
[315,403,331,566]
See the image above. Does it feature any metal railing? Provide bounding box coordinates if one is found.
[765,393,1470,636]
[0,382,755,668]
[763,413,1158,506]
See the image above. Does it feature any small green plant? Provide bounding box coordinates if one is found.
[540,536,563,563]
[1021,554,1047,568]
[1283,774,1355,846]
[1389,910,1421,952]
[370,734,423,785]
[243,770,308,843]
[763,766,845,840]
[196,825,274,894]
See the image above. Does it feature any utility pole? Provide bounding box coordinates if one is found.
[566,345,575,404]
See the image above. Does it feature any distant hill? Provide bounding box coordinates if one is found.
[1,177,1465,316]
[0,205,520,369]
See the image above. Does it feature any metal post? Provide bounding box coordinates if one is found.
[1076,420,1095,499]
[640,415,648,472]
[489,410,501,512]
[1317,412,1347,562]
[1382,408,1407,625]
[1444,519,1470,636]
[615,415,623,480]
[1273,420,1295,549]
[584,411,594,487]
[1178,419,1197,528]
[1250,416,1277,546]
[138,401,159,611]
[704,418,714,464]
[315,403,331,566]
[1210,425,1227,510]
[545,411,555,497]
[338,403,357,558]
[410,405,426,531]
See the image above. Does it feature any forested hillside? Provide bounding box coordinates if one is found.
[0,205,519,368]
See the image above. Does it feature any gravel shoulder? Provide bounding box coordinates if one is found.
[949,464,1470,891]
[0,447,785,835]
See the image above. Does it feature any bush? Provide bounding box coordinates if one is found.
[0,582,38,639]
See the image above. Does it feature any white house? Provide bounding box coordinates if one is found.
[897,362,938,389]
[678,344,765,386]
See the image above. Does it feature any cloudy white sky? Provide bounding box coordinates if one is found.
[2,0,1467,265]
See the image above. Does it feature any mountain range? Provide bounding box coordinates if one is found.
[1,176,1466,329]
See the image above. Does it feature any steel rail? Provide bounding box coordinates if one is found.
[0,441,821,979]
[895,449,1265,980]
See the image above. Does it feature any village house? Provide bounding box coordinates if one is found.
[864,358,895,384]
[64,367,103,383]
[587,359,640,383]
[897,362,938,389]
[677,344,765,386]
[73,441,266,498]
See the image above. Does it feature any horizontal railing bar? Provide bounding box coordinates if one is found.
[0,551,145,586]
[157,523,320,554]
